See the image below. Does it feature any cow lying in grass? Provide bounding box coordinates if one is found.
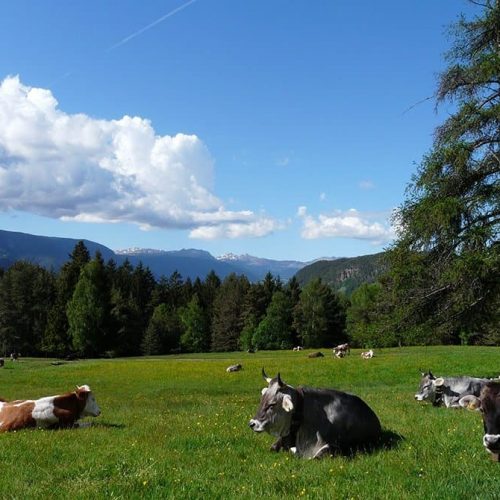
[0,385,101,432]
[249,369,381,459]
[414,371,490,408]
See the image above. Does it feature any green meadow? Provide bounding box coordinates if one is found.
[0,346,499,499]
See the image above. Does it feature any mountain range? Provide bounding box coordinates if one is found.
[0,229,386,291]
[0,229,309,281]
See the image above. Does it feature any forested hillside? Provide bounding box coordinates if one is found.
[0,241,348,357]
[295,252,386,295]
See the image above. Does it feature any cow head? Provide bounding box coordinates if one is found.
[249,369,297,438]
[460,382,500,456]
[76,385,101,417]
[414,371,445,405]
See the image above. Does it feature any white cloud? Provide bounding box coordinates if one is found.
[0,76,278,238]
[297,206,394,244]
[189,216,283,240]
[359,179,375,190]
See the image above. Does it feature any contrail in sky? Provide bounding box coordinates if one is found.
[107,0,197,52]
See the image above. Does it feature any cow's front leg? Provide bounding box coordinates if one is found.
[312,443,330,459]
[270,433,295,452]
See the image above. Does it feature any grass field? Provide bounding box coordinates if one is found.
[0,346,499,499]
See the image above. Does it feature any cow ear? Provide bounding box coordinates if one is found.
[261,387,268,395]
[282,394,294,412]
[434,378,445,387]
[459,395,481,411]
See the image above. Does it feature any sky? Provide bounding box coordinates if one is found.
[0,0,482,261]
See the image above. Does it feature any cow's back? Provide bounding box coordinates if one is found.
[0,400,36,432]
[299,387,381,451]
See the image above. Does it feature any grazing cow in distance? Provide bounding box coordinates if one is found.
[415,371,491,408]
[361,350,374,359]
[308,352,324,358]
[0,385,101,432]
[226,363,243,373]
[249,369,382,459]
[10,353,18,362]
[293,346,303,351]
[333,343,350,358]
[460,381,500,462]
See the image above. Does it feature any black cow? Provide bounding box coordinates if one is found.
[249,369,381,459]
[460,381,500,462]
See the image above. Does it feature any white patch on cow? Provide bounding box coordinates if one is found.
[483,434,500,449]
[290,447,297,454]
[459,395,481,410]
[324,404,336,424]
[261,387,268,395]
[77,385,91,392]
[32,396,58,428]
[13,400,34,407]
[312,443,330,459]
[249,418,265,432]
[282,394,294,412]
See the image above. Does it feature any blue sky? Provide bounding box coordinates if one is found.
[0,0,480,261]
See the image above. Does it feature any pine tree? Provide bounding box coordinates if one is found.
[211,274,249,351]
[293,278,346,348]
[142,303,181,354]
[43,241,91,356]
[384,1,500,344]
[67,258,108,357]
[253,291,294,350]
[179,294,209,352]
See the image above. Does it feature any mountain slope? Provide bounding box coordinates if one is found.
[119,249,254,281]
[295,252,387,295]
[0,229,115,269]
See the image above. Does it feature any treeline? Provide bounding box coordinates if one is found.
[0,242,348,357]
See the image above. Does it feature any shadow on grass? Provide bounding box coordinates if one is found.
[87,422,125,430]
[340,428,404,458]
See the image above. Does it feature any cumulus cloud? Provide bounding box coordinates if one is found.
[297,206,395,245]
[0,76,278,238]
[189,216,284,240]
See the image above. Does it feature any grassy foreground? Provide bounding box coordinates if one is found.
[0,346,499,499]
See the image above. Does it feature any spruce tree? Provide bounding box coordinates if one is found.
[385,1,500,344]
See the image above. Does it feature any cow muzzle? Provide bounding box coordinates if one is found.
[483,434,500,453]
[249,419,265,432]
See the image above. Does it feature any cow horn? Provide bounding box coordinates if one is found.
[277,373,284,387]
[262,368,272,383]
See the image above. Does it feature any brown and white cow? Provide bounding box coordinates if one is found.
[361,350,374,359]
[0,385,101,432]
[460,381,500,461]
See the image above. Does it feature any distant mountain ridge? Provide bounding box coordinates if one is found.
[216,252,310,281]
[0,229,385,291]
[295,252,387,295]
[0,230,307,281]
